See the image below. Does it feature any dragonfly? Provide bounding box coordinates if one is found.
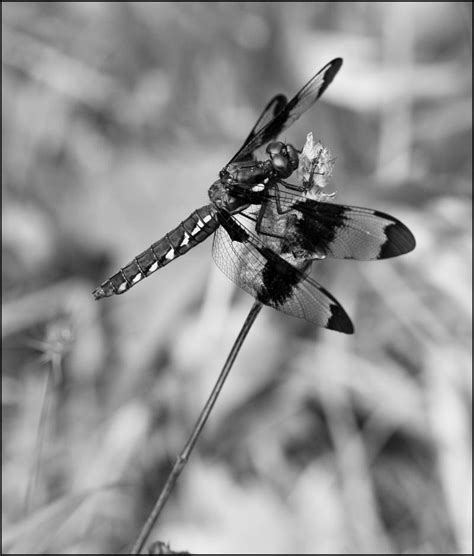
[93,58,415,334]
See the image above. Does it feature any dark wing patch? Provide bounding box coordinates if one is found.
[232,58,343,162]
[212,211,353,334]
[257,246,301,306]
[377,215,416,258]
[291,201,416,260]
[258,187,416,261]
[232,94,288,163]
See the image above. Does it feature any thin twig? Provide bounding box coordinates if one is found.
[130,301,263,555]
[24,364,53,513]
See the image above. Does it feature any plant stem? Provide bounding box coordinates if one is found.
[130,301,263,555]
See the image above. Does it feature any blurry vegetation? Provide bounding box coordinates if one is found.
[2,2,471,554]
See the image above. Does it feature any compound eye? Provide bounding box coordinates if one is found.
[272,154,288,172]
[286,144,299,170]
[266,141,284,157]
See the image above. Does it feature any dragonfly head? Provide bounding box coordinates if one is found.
[266,141,299,178]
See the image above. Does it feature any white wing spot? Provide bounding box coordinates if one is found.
[132,273,142,284]
[165,248,175,261]
[148,262,159,274]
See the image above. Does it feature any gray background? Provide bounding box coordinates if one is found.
[2,2,471,554]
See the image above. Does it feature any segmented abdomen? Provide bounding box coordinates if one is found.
[93,204,219,299]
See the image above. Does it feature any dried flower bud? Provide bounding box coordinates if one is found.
[297,132,336,199]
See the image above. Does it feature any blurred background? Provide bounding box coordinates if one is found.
[2,2,472,554]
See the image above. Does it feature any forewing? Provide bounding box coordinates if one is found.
[259,187,416,261]
[231,58,343,162]
[232,94,288,162]
[211,211,353,333]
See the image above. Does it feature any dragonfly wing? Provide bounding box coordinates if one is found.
[232,58,343,162]
[231,94,287,162]
[258,187,416,261]
[211,210,353,333]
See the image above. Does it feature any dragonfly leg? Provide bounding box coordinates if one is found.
[254,196,289,241]
[279,180,306,192]
[273,184,298,216]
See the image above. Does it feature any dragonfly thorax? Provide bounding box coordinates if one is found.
[219,141,299,188]
[208,178,251,213]
[219,160,271,186]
